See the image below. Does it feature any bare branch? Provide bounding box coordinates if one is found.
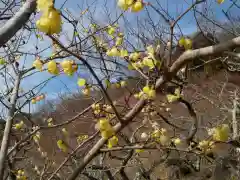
[0,74,21,179]
[0,0,36,47]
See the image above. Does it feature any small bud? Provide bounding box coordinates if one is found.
[141,132,148,141]
[165,107,171,112]
[167,41,171,47]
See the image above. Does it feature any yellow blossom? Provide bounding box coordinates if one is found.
[47,60,59,75]
[31,98,36,104]
[173,138,182,145]
[117,0,133,10]
[135,149,144,153]
[131,1,144,12]
[120,81,127,87]
[107,26,116,35]
[166,88,181,103]
[120,49,128,57]
[198,140,212,152]
[36,7,62,35]
[178,37,192,50]
[77,135,88,143]
[62,128,68,136]
[57,140,68,152]
[129,52,140,61]
[107,136,118,148]
[60,60,76,76]
[159,135,170,146]
[217,0,224,4]
[115,37,123,46]
[13,121,24,130]
[77,78,86,87]
[97,118,115,139]
[106,46,120,57]
[212,124,230,142]
[0,57,6,65]
[37,0,54,11]
[142,85,156,99]
[33,58,43,71]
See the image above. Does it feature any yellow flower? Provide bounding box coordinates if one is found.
[77,78,86,87]
[159,135,170,146]
[198,140,211,152]
[107,136,118,148]
[112,82,121,89]
[129,52,140,61]
[62,128,68,136]
[31,98,36,104]
[47,118,53,123]
[178,37,186,47]
[0,57,6,65]
[173,138,182,146]
[212,124,230,141]
[131,1,144,12]
[115,37,123,46]
[101,129,115,139]
[120,49,128,57]
[36,7,62,35]
[107,26,115,35]
[33,135,40,143]
[77,135,88,143]
[47,60,59,75]
[184,38,192,50]
[146,45,155,55]
[106,47,120,57]
[151,129,161,138]
[142,57,159,69]
[117,0,133,10]
[33,58,43,71]
[57,140,68,152]
[13,121,24,130]
[97,118,115,139]
[37,0,54,11]
[61,60,74,76]
[99,118,112,130]
[217,0,224,4]
[142,85,156,99]
[143,85,150,93]
[178,37,192,50]
[135,149,144,153]
[92,103,100,110]
[166,88,181,103]
[120,81,127,87]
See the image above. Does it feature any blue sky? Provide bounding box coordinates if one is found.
[10,0,239,112]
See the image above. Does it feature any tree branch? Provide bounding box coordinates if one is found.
[232,90,238,140]
[68,34,240,180]
[0,74,21,179]
[0,0,36,47]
